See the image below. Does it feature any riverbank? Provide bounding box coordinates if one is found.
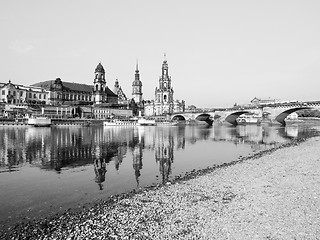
[1,137,320,239]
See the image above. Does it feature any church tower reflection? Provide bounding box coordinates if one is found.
[93,157,107,190]
[154,128,174,184]
[132,127,144,187]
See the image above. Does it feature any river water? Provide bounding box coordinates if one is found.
[0,123,319,228]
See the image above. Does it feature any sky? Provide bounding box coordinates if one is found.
[1,0,320,108]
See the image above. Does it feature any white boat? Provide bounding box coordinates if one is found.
[27,117,52,127]
[104,118,156,127]
[155,120,178,126]
[103,119,138,126]
[137,118,156,126]
[236,114,261,125]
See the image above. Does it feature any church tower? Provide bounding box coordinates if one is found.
[132,62,143,104]
[93,63,107,104]
[154,54,174,115]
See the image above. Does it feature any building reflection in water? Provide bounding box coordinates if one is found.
[154,127,174,184]
[132,127,144,187]
[0,124,318,191]
[94,158,107,190]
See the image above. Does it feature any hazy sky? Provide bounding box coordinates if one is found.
[1,0,320,108]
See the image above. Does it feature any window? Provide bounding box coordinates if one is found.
[39,94,42,99]
[34,94,36,98]
[13,91,16,96]
[44,95,46,99]
[20,91,23,97]
[1,90,4,95]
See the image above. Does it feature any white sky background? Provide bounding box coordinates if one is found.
[1,0,320,108]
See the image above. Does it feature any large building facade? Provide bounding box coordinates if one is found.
[145,57,185,116]
[0,63,132,118]
[32,63,118,106]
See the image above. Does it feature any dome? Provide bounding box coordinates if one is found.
[132,79,142,86]
[95,63,105,73]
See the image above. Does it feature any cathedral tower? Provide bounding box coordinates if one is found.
[154,54,174,115]
[132,62,143,104]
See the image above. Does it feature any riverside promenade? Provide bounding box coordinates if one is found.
[1,137,320,239]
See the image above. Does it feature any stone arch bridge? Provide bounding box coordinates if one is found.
[172,112,214,125]
[172,101,320,126]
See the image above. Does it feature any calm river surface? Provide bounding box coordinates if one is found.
[0,123,319,228]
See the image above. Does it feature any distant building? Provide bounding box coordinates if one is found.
[185,105,198,112]
[144,100,155,116]
[0,80,50,105]
[144,56,185,116]
[250,97,280,106]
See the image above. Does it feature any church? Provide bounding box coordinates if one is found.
[144,56,185,116]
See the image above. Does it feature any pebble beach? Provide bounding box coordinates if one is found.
[1,137,320,239]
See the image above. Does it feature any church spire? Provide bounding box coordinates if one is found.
[162,54,168,77]
[132,60,142,104]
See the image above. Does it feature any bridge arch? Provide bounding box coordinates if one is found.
[225,111,249,126]
[171,114,186,121]
[195,113,211,120]
[274,107,311,125]
[195,113,213,125]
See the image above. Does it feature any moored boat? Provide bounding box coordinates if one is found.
[155,120,178,126]
[236,114,261,125]
[137,118,156,126]
[27,117,52,127]
[103,117,176,127]
[103,118,137,126]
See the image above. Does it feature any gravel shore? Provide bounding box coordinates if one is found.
[2,137,320,239]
